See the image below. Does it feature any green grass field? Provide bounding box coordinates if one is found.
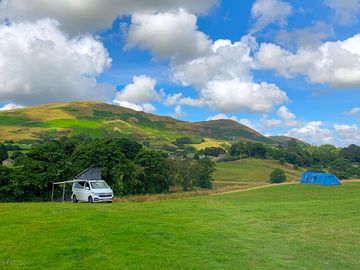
[1,183,360,269]
[214,158,305,184]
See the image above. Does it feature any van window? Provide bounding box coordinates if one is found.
[74,181,85,189]
[85,182,90,189]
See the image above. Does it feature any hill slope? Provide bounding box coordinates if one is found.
[0,101,298,147]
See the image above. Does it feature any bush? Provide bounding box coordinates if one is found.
[270,168,286,183]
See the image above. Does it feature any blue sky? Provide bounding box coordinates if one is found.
[0,0,359,145]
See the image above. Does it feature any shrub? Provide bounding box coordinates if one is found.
[270,168,286,183]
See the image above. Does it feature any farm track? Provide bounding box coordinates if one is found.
[210,182,296,196]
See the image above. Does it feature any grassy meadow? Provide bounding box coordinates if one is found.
[1,182,360,269]
[214,158,305,184]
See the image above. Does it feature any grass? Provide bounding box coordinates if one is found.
[214,158,305,184]
[1,182,360,269]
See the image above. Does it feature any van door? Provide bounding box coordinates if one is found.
[84,182,92,201]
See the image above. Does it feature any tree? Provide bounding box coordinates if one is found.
[0,143,8,162]
[270,168,286,183]
[329,158,351,179]
[202,147,226,157]
[342,144,360,163]
[196,157,215,188]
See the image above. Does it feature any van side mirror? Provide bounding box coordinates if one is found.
[85,187,90,190]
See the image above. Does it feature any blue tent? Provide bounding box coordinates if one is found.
[300,172,341,186]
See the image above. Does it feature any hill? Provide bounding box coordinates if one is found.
[0,101,300,147]
[214,158,305,184]
[1,182,360,269]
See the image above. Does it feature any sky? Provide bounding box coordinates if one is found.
[0,0,359,146]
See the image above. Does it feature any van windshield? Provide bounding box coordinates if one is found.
[90,181,109,189]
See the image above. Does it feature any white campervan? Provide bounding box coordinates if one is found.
[72,180,113,203]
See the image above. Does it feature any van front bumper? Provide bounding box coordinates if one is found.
[93,196,113,202]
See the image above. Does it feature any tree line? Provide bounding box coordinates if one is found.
[227,139,360,179]
[0,137,214,202]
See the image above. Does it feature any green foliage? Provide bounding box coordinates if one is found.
[329,158,352,179]
[342,144,360,162]
[0,137,214,202]
[270,168,286,183]
[201,147,226,157]
[0,143,8,162]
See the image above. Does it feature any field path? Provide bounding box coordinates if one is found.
[210,182,296,196]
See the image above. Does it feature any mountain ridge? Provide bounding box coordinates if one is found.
[0,101,303,147]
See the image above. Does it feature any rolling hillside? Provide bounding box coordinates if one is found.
[0,101,299,147]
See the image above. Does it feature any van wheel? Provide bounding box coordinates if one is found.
[72,195,78,203]
[88,196,93,203]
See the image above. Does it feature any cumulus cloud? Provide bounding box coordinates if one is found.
[113,75,161,112]
[285,121,334,145]
[257,34,360,87]
[172,37,288,114]
[261,106,299,128]
[199,79,287,113]
[275,22,333,49]
[114,75,159,104]
[251,0,292,33]
[0,19,114,106]
[325,0,360,25]
[0,0,217,33]
[343,107,360,115]
[0,103,24,111]
[126,9,212,62]
[334,124,360,145]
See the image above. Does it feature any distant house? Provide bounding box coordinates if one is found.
[218,154,226,159]
[2,158,15,165]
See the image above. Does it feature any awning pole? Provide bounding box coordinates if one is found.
[62,183,65,203]
[51,184,54,202]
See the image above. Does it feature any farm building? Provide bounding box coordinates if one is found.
[300,172,341,186]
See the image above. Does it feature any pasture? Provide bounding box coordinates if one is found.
[214,158,305,184]
[1,182,360,269]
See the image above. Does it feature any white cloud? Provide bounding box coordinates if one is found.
[261,106,299,128]
[344,107,360,115]
[126,9,212,62]
[0,0,217,33]
[199,79,288,113]
[325,0,360,25]
[114,101,156,113]
[173,37,257,88]
[257,34,360,87]
[0,19,114,106]
[113,75,160,113]
[251,0,292,33]
[114,75,159,104]
[172,105,186,118]
[285,121,334,145]
[172,37,288,114]
[334,124,360,145]
[206,114,238,121]
[164,93,203,107]
[0,103,24,111]
[277,105,295,120]
[275,22,333,49]
[261,118,282,128]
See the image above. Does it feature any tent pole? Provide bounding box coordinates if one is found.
[62,183,65,203]
[51,184,54,202]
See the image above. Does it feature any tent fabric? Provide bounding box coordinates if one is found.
[300,172,341,186]
[75,167,102,180]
